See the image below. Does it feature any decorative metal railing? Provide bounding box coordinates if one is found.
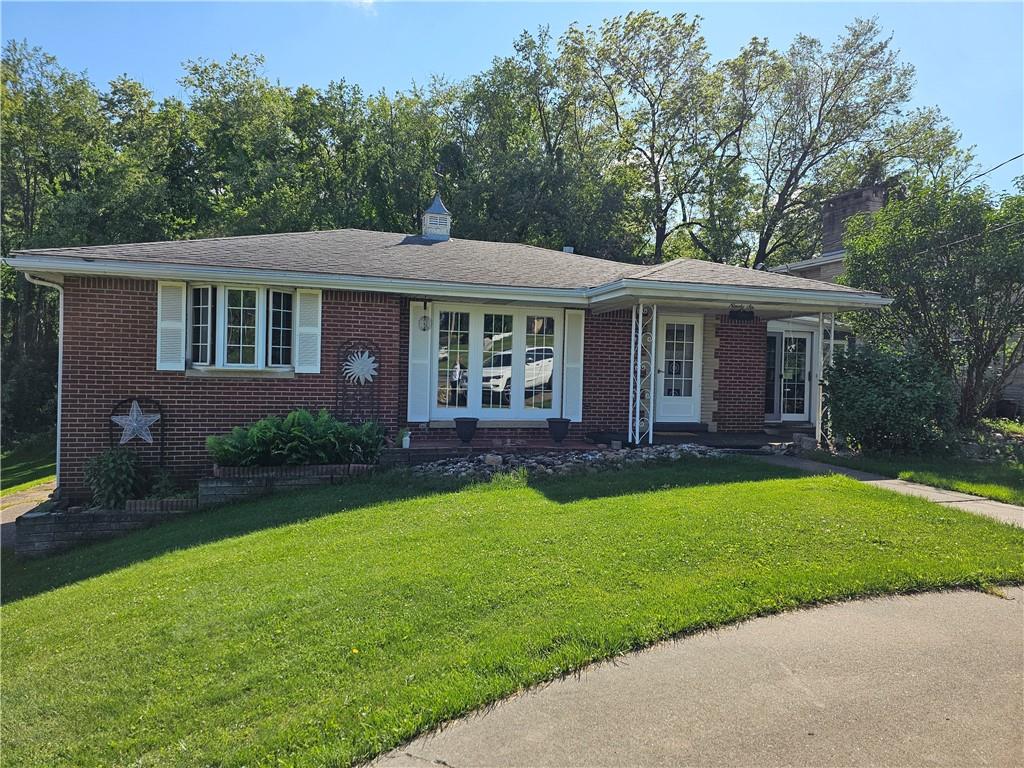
[628,303,656,445]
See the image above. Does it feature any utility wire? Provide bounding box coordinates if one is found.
[910,217,1024,258]
[962,152,1024,185]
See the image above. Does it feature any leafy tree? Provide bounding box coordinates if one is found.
[1,40,108,441]
[562,11,717,262]
[844,179,1024,425]
[738,18,916,268]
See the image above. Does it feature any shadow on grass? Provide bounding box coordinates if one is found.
[1,473,467,603]
[1,457,802,604]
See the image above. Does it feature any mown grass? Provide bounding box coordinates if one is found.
[3,458,1022,767]
[0,436,56,497]
[981,417,1024,438]
[806,450,1024,506]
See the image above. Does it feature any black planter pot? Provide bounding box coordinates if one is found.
[546,417,571,444]
[453,417,479,445]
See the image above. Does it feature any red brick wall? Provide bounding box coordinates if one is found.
[59,279,766,495]
[60,277,403,496]
[581,309,631,433]
[712,314,767,432]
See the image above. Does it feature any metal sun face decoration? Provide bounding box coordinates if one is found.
[342,350,379,386]
[111,400,161,444]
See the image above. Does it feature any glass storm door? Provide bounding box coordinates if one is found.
[781,331,811,421]
[655,317,702,423]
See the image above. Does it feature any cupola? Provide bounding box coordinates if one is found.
[422,193,451,241]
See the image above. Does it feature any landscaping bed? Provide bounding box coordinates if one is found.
[3,459,1022,767]
[409,442,722,480]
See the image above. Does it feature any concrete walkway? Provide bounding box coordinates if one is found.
[0,480,56,549]
[753,454,1024,528]
[377,588,1024,767]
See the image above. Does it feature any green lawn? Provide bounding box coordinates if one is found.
[1,437,56,497]
[806,450,1024,506]
[3,459,1022,767]
[981,418,1024,438]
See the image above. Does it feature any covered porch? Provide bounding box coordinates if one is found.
[592,295,845,447]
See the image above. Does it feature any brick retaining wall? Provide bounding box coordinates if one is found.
[16,505,196,557]
[198,463,373,506]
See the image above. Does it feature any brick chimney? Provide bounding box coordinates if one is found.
[820,182,889,255]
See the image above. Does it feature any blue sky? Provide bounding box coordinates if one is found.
[3,1,1022,192]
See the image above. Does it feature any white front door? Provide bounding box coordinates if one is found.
[781,330,811,421]
[655,315,703,423]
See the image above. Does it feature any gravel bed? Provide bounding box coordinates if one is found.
[409,443,725,480]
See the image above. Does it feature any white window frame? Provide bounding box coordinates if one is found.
[430,303,564,421]
[220,285,265,369]
[267,288,295,368]
[182,282,305,372]
[188,284,214,367]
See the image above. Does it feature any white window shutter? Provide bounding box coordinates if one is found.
[294,289,322,374]
[156,281,186,371]
[407,301,432,423]
[562,309,585,422]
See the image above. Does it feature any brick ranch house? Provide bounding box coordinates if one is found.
[6,195,888,498]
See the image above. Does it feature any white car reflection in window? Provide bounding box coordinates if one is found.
[481,347,554,405]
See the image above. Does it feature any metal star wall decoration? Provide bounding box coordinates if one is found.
[111,400,161,444]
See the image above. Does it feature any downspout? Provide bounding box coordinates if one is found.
[24,273,63,486]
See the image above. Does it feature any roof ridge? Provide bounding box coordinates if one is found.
[629,258,700,279]
[9,227,394,255]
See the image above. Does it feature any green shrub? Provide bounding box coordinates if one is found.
[824,346,957,454]
[84,448,142,509]
[205,410,385,467]
[143,467,180,499]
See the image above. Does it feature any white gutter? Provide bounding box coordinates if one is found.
[24,273,64,487]
[589,278,890,310]
[770,250,846,274]
[3,254,592,306]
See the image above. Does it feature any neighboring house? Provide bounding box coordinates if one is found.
[773,182,1024,416]
[769,184,891,367]
[5,195,887,497]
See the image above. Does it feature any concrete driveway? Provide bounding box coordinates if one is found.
[378,588,1024,767]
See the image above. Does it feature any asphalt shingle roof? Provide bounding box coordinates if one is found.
[9,227,872,296]
[11,230,637,290]
[629,257,863,294]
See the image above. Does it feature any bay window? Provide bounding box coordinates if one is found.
[432,304,563,420]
